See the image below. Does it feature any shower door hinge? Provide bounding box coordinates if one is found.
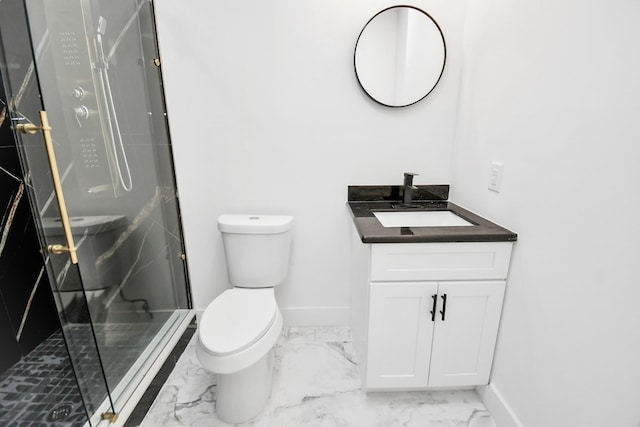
[100,412,119,423]
[153,58,161,67]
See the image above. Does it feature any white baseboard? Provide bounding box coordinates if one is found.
[280,306,350,327]
[476,383,524,427]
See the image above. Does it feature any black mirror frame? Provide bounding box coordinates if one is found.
[354,5,447,108]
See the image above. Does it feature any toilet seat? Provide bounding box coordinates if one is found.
[196,288,283,375]
[199,288,277,356]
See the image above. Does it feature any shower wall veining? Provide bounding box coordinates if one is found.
[0,3,90,423]
[0,1,60,377]
[0,1,193,424]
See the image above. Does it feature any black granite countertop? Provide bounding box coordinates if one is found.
[347,185,517,244]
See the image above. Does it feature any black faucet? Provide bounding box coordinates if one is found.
[402,172,419,206]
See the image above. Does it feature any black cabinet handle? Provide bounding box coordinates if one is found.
[430,294,437,322]
[440,294,447,321]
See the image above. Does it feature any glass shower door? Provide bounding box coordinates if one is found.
[6,0,192,423]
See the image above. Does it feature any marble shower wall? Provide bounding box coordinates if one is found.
[1,0,191,378]
[0,43,60,375]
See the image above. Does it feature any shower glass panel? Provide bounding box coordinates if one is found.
[3,0,192,423]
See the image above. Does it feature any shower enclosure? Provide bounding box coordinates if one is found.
[0,0,192,424]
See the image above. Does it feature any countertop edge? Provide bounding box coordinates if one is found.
[347,200,518,244]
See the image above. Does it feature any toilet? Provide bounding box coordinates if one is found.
[196,214,293,423]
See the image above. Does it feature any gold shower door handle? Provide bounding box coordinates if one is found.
[17,111,78,264]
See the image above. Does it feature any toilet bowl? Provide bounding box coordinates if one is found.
[196,214,293,423]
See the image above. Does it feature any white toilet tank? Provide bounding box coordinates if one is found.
[218,214,293,288]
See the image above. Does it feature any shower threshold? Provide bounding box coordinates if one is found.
[87,309,195,427]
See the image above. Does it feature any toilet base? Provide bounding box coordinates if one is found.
[216,350,274,423]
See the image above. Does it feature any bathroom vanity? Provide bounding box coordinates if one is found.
[347,185,517,391]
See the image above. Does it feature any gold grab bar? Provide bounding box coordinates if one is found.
[17,111,78,264]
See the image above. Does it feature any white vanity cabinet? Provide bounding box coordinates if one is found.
[350,229,513,391]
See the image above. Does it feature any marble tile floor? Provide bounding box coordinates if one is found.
[138,327,496,427]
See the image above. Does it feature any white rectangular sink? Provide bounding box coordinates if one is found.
[373,210,473,228]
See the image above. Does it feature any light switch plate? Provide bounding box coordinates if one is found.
[488,162,504,192]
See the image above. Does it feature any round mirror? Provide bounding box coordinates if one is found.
[354,6,446,107]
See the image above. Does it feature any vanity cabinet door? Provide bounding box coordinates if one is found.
[366,282,437,389]
[428,281,506,387]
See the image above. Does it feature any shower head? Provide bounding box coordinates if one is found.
[97,16,107,36]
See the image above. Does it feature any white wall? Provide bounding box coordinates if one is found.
[156,0,640,424]
[154,0,468,324]
[451,0,640,426]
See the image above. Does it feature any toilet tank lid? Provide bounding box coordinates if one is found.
[218,214,293,234]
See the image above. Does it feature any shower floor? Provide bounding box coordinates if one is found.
[0,319,169,426]
[0,329,87,426]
